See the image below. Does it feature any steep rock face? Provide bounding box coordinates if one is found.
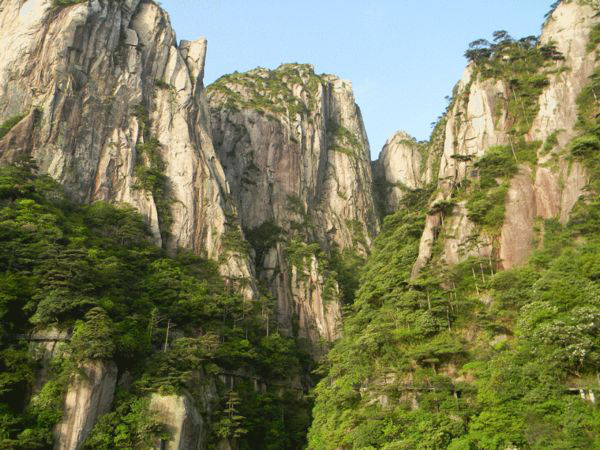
[436,68,503,267]
[0,0,253,292]
[207,64,378,344]
[498,0,598,268]
[308,3,600,446]
[373,131,428,214]
[147,370,220,450]
[409,0,599,275]
[442,201,493,266]
[150,394,205,450]
[53,361,118,450]
[437,70,509,185]
[410,66,504,276]
[288,254,343,343]
[531,0,600,146]
[29,328,70,394]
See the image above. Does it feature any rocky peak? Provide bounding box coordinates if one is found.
[0,0,255,295]
[208,63,378,248]
[308,3,600,446]
[207,63,379,347]
[0,1,383,353]
[403,0,600,277]
[373,130,430,214]
[180,37,208,83]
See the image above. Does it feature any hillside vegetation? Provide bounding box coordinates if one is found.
[0,162,312,449]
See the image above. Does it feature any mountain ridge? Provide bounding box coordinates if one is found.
[0,0,599,449]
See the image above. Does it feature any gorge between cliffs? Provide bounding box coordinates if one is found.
[1,0,600,449]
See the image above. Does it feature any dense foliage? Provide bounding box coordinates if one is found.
[0,162,311,449]
[207,63,323,121]
[466,29,563,137]
[309,174,600,449]
[308,18,600,450]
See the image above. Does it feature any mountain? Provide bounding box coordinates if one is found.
[0,1,375,449]
[310,1,600,448]
[1,0,600,449]
[207,64,378,348]
[0,0,252,287]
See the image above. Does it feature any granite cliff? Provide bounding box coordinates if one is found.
[0,0,255,297]
[375,0,599,275]
[309,1,600,448]
[0,1,376,448]
[207,64,378,346]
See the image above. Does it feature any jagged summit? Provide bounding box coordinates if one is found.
[0,1,381,446]
[208,61,379,346]
[373,130,432,214]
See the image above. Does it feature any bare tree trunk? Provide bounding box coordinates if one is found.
[163,319,171,352]
[472,267,480,297]
[508,135,518,162]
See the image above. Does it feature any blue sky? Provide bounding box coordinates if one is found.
[161,0,555,158]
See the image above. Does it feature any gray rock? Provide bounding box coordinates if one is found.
[0,0,255,297]
[150,394,204,450]
[373,130,429,214]
[53,361,118,450]
[124,29,138,47]
[207,65,380,348]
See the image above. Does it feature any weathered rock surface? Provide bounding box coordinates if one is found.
[53,360,118,450]
[500,0,597,267]
[373,131,428,214]
[0,0,254,294]
[0,1,379,346]
[150,393,204,450]
[28,328,70,394]
[406,0,600,275]
[411,65,504,277]
[499,166,537,268]
[207,64,378,345]
[531,0,600,146]
[289,254,343,344]
[442,201,493,266]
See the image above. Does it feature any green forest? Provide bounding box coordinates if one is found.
[0,162,312,449]
[308,16,600,450]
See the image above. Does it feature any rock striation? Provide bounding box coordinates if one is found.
[4,0,598,448]
[0,1,378,345]
[396,0,600,276]
[373,131,431,214]
[410,65,502,277]
[0,0,254,293]
[0,2,381,447]
[149,394,205,450]
[499,0,597,268]
[207,64,379,345]
[53,361,118,450]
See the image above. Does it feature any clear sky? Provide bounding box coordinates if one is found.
[161,0,555,159]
